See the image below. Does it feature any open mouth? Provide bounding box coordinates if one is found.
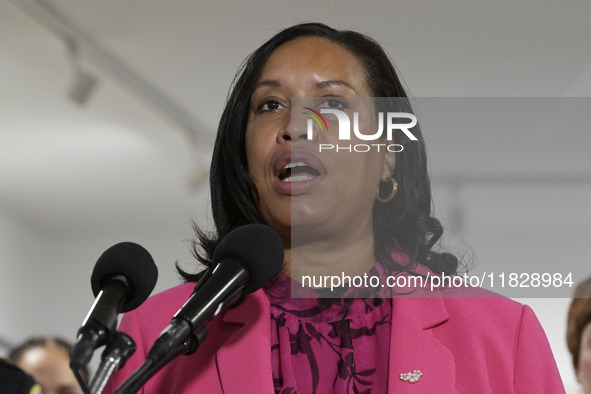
[278,161,321,182]
[273,151,326,195]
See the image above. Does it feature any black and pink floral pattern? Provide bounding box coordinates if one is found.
[265,264,392,394]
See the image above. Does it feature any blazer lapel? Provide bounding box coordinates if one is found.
[388,295,458,393]
[215,290,275,394]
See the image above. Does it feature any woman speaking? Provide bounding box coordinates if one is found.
[106,23,564,393]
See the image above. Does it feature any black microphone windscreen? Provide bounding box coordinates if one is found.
[91,242,158,312]
[213,224,284,293]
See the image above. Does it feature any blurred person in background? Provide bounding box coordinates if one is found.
[567,277,591,394]
[9,337,86,394]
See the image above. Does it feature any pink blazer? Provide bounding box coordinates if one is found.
[105,282,564,393]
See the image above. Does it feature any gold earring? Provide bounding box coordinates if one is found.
[376,175,398,203]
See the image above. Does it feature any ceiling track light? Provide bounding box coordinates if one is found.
[10,0,211,188]
[67,40,98,106]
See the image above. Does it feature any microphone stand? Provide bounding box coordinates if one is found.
[72,365,90,394]
[89,332,136,394]
[112,326,206,394]
[113,270,214,394]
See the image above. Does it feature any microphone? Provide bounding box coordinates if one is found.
[70,242,158,370]
[114,224,283,394]
[171,223,284,332]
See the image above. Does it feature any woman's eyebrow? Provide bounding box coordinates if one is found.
[254,79,357,92]
[253,79,281,91]
[316,79,358,93]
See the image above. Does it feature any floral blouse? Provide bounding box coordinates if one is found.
[265,265,392,394]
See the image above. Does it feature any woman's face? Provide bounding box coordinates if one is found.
[579,322,591,393]
[245,36,394,240]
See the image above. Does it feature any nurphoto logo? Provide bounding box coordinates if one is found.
[297,98,419,153]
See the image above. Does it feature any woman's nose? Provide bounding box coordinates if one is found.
[278,110,315,142]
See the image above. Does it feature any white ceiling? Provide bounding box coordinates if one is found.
[1,0,590,234]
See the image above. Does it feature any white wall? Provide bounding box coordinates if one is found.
[0,203,49,351]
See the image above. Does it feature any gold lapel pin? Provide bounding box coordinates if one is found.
[400,370,423,383]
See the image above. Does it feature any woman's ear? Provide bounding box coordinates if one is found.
[381,150,396,180]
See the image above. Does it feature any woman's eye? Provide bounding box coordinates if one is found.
[318,98,348,110]
[258,100,283,112]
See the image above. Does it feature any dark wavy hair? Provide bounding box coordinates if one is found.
[179,22,459,281]
[567,277,591,372]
